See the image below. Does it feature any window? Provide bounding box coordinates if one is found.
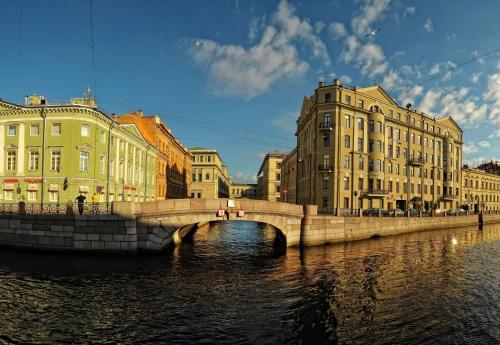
[28,191,37,201]
[8,125,16,136]
[276,162,281,169]
[388,162,392,173]
[358,156,364,170]
[344,176,350,190]
[100,155,106,175]
[52,123,61,135]
[323,133,330,147]
[207,156,211,162]
[387,126,393,138]
[344,155,350,169]
[376,159,382,172]
[276,185,280,193]
[4,190,13,201]
[358,177,364,190]
[110,158,115,176]
[411,133,415,144]
[7,150,16,170]
[29,151,39,170]
[49,191,58,202]
[81,124,89,137]
[100,131,106,143]
[206,173,210,180]
[51,150,61,171]
[368,140,374,152]
[357,118,364,130]
[403,131,408,142]
[344,135,350,148]
[377,140,382,152]
[322,176,329,189]
[79,152,89,172]
[344,197,349,208]
[325,93,331,103]
[324,113,331,126]
[358,99,364,109]
[276,173,281,180]
[30,124,39,136]
[377,121,383,133]
[396,128,400,140]
[357,138,363,151]
[345,115,350,127]
[369,120,374,132]
[345,95,351,105]
[396,164,400,175]
[322,197,329,208]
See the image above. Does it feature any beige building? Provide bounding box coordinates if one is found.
[189,148,231,198]
[257,153,287,202]
[292,80,463,211]
[230,183,257,199]
[462,162,500,212]
[280,148,297,204]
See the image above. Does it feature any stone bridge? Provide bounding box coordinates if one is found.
[113,198,305,252]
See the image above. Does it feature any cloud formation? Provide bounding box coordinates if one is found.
[423,18,433,32]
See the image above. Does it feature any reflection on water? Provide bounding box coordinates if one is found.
[0,221,499,344]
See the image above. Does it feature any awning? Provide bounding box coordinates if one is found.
[48,184,59,192]
[27,184,38,191]
[79,185,89,193]
[3,183,15,191]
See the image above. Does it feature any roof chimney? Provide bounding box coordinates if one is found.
[333,79,340,86]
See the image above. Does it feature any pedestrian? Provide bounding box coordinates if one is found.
[225,209,230,220]
[91,192,99,214]
[76,193,86,215]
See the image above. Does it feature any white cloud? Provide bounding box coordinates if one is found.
[339,75,352,84]
[329,22,347,39]
[423,17,433,32]
[399,85,423,106]
[478,141,490,148]
[445,33,457,42]
[488,130,500,139]
[314,21,326,34]
[339,35,360,63]
[272,111,298,134]
[470,73,481,84]
[463,142,478,154]
[381,70,400,89]
[419,90,442,114]
[233,172,257,184]
[429,63,441,75]
[351,0,391,36]
[189,0,330,99]
[463,156,498,168]
[438,87,488,128]
[483,68,500,124]
[356,42,388,77]
[404,6,415,15]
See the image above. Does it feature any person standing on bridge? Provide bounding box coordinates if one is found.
[76,194,86,215]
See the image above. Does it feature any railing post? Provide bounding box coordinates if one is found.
[419,211,422,218]
[378,209,381,217]
[359,208,362,217]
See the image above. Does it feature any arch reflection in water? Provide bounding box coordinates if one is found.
[0,222,498,344]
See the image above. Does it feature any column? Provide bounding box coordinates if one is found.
[115,137,120,182]
[0,125,4,174]
[132,146,136,184]
[17,123,25,175]
[124,141,128,182]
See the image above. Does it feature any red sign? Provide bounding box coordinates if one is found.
[237,209,245,217]
[217,209,225,217]
[4,178,19,183]
[24,178,43,183]
[124,185,137,191]
[283,187,288,194]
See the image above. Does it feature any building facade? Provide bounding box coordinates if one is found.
[117,111,192,199]
[293,80,463,211]
[230,183,257,199]
[257,153,287,202]
[0,95,157,205]
[462,164,500,212]
[189,148,231,198]
[280,148,297,204]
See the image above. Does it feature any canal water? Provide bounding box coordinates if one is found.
[0,221,499,345]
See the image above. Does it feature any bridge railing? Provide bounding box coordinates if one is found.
[0,202,112,215]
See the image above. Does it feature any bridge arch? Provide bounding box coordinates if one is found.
[116,198,304,252]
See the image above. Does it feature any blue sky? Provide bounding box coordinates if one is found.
[1,0,499,183]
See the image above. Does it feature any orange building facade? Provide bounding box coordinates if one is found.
[116,111,192,199]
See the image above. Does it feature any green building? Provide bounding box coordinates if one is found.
[0,94,157,205]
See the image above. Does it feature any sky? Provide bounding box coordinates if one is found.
[1,0,499,183]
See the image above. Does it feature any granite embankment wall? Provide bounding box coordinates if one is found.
[301,207,500,246]
[0,214,137,253]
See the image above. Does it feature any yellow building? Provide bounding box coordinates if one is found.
[293,80,463,211]
[189,148,231,198]
[280,148,297,204]
[257,153,287,202]
[230,183,257,199]
[462,163,500,212]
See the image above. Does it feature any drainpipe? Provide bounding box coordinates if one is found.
[105,121,114,203]
[40,106,47,208]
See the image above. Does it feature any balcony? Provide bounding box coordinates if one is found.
[361,188,389,198]
[318,122,333,130]
[441,193,457,200]
[318,165,333,172]
[408,157,424,166]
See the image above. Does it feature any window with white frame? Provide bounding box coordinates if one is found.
[30,124,39,136]
[100,131,106,143]
[79,151,89,172]
[49,191,58,202]
[7,150,16,170]
[100,155,106,175]
[52,123,61,135]
[29,151,39,170]
[4,190,13,200]
[51,149,61,171]
[7,125,17,136]
[27,191,37,201]
[81,124,90,137]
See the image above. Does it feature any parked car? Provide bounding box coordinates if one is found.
[408,208,420,217]
[363,208,382,216]
[386,208,404,216]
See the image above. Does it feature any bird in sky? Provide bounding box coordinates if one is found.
[192,40,204,47]
[365,28,381,37]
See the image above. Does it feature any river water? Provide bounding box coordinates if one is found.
[0,221,499,345]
